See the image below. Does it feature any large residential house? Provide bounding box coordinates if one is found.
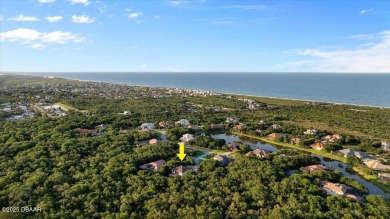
[302,164,327,173]
[172,165,190,176]
[176,119,190,126]
[233,124,245,131]
[180,134,194,142]
[140,123,155,129]
[311,142,325,150]
[320,181,361,202]
[381,142,390,152]
[304,129,317,135]
[363,159,390,171]
[290,137,301,145]
[158,121,170,128]
[269,124,281,130]
[378,173,390,182]
[322,134,343,143]
[267,133,287,139]
[226,118,238,124]
[338,149,367,159]
[214,155,230,166]
[246,149,270,158]
[149,139,159,144]
[139,160,165,172]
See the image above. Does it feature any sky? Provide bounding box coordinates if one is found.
[0,0,390,73]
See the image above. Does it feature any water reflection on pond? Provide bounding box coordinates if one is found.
[212,133,390,198]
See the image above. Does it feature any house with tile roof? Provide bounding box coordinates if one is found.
[139,160,165,172]
[338,149,367,159]
[363,159,390,171]
[311,142,325,150]
[246,149,270,158]
[302,164,327,173]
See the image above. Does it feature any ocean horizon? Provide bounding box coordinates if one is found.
[20,72,390,108]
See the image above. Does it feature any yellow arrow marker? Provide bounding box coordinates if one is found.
[177,142,187,161]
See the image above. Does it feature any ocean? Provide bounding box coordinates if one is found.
[29,72,390,107]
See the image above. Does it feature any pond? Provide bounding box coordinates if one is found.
[212,133,390,198]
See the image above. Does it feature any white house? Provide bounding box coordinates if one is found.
[381,142,390,152]
[304,129,317,135]
[140,123,155,129]
[180,134,194,142]
[226,118,238,124]
[176,119,190,126]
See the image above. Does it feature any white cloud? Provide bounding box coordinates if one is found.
[8,15,40,22]
[46,16,63,23]
[283,30,390,73]
[68,0,89,5]
[154,15,161,19]
[1,28,84,49]
[31,43,46,49]
[37,0,56,3]
[0,15,3,21]
[1,28,42,42]
[128,12,142,19]
[72,15,94,23]
[360,8,374,15]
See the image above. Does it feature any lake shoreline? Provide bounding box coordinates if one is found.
[231,132,390,194]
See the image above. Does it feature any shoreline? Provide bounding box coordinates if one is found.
[2,73,389,109]
[74,76,390,109]
[231,132,390,194]
[231,132,347,162]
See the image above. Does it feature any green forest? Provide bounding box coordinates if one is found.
[1,75,390,218]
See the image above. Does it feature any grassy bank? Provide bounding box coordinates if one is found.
[232,132,347,162]
[233,132,390,194]
[350,166,390,193]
